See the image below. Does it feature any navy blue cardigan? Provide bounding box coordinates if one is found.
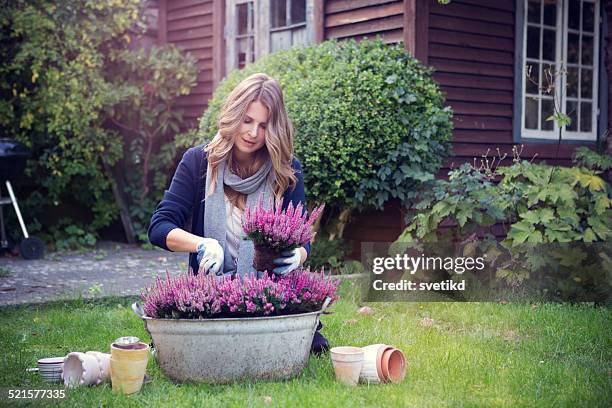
[148,144,310,274]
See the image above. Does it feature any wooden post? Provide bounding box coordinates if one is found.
[212,0,225,87]
[313,0,325,42]
[415,0,429,64]
[158,0,167,45]
[403,0,416,55]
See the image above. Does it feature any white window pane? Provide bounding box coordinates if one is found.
[526,63,540,94]
[566,100,578,131]
[567,33,580,64]
[291,0,306,24]
[582,1,594,32]
[580,102,592,132]
[567,67,579,97]
[581,35,594,65]
[541,99,554,130]
[543,0,556,26]
[542,29,556,61]
[271,0,287,28]
[581,68,592,98]
[568,0,580,30]
[527,26,540,59]
[528,0,541,23]
[525,98,539,129]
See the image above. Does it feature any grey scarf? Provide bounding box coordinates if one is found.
[204,156,274,277]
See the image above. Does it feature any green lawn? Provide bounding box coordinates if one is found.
[0,281,610,407]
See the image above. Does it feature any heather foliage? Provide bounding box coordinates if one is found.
[243,197,324,251]
[141,268,339,319]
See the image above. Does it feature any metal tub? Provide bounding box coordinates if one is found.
[132,302,326,383]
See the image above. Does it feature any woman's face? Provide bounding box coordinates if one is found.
[234,100,268,160]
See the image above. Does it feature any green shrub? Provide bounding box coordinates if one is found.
[191,39,452,211]
[0,0,197,247]
[304,232,351,271]
[392,151,612,301]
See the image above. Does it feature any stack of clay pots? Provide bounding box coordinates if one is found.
[330,344,406,386]
[359,344,406,384]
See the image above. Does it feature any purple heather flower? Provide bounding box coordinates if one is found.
[242,195,325,252]
[141,268,339,319]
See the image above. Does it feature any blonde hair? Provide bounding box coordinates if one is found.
[205,73,297,210]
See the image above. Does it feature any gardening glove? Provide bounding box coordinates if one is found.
[196,238,224,276]
[272,248,301,275]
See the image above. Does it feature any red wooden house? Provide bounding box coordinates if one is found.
[151,0,611,246]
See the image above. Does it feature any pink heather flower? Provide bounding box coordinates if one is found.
[141,268,338,319]
[242,195,325,251]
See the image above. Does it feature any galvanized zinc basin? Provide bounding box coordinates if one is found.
[132,302,326,384]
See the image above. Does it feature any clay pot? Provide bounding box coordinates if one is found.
[360,344,407,384]
[359,344,393,384]
[63,352,103,387]
[381,347,406,383]
[330,346,364,386]
[110,342,149,395]
[86,351,111,383]
[253,245,281,273]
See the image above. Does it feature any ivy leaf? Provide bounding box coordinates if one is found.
[582,228,597,243]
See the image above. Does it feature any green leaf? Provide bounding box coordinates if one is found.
[582,228,597,243]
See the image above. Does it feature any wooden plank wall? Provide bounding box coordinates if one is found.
[162,0,215,127]
[323,0,405,43]
[428,0,577,171]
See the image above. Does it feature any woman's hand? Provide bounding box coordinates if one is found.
[196,238,224,275]
[272,247,307,275]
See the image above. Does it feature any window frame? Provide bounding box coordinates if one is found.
[225,0,315,74]
[514,0,604,143]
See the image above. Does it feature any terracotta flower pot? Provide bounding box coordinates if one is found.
[381,347,406,383]
[360,344,393,384]
[330,346,364,386]
[110,342,149,395]
[253,245,281,273]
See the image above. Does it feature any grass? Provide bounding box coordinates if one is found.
[0,281,610,407]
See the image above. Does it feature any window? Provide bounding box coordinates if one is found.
[520,0,600,141]
[225,0,315,73]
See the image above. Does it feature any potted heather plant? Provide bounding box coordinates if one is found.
[133,269,338,383]
[243,197,325,272]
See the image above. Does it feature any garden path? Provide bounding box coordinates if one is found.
[0,241,185,306]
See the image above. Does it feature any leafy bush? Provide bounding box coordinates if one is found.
[0,0,197,247]
[393,151,612,301]
[191,39,452,212]
[105,45,197,240]
[304,232,351,272]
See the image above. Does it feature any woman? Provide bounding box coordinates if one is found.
[148,73,328,354]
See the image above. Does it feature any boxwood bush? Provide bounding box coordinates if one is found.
[192,39,453,211]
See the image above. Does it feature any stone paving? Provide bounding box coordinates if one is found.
[0,241,186,306]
